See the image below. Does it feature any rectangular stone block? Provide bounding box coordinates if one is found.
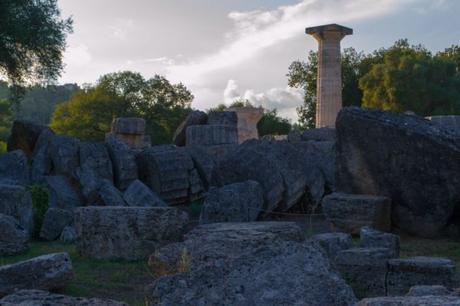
[387,257,459,296]
[322,193,391,234]
[336,247,393,298]
[75,207,189,260]
[360,226,400,258]
[186,125,238,146]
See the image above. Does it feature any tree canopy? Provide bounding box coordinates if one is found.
[360,40,460,116]
[0,0,72,90]
[50,71,194,144]
[288,40,460,129]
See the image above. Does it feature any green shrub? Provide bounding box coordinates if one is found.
[27,184,49,238]
[0,141,6,155]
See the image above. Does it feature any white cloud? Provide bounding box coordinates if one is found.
[64,44,92,67]
[223,79,303,121]
[166,0,410,86]
[109,18,135,40]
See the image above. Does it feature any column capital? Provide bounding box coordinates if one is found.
[305,23,353,41]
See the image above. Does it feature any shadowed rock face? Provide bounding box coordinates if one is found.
[0,213,28,256]
[74,207,189,260]
[7,120,50,158]
[147,222,357,306]
[0,290,128,306]
[336,107,460,237]
[0,253,74,297]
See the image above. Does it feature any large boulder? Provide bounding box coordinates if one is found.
[0,150,29,185]
[30,129,55,183]
[7,120,50,158]
[74,207,189,260]
[387,257,459,296]
[211,139,325,212]
[105,135,138,191]
[0,290,129,306]
[173,110,208,146]
[336,107,460,237]
[137,146,203,205]
[147,222,356,306]
[301,127,336,142]
[200,180,264,224]
[39,208,74,241]
[428,115,460,136]
[0,213,28,255]
[123,179,166,207]
[48,135,80,178]
[336,247,394,298]
[0,252,74,297]
[322,193,391,234]
[0,184,33,235]
[185,146,216,189]
[77,142,113,202]
[45,176,84,210]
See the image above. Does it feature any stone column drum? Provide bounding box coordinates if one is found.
[227,107,264,144]
[306,24,352,128]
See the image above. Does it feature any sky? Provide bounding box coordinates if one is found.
[58,0,460,121]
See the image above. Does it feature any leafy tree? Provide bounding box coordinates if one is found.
[288,48,368,129]
[0,98,13,154]
[0,0,72,91]
[50,71,194,144]
[360,40,460,115]
[0,82,80,125]
[257,109,291,136]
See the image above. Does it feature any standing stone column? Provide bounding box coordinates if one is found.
[306,24,352,128]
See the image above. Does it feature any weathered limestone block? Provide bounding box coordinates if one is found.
[123,179,166,207]
[105,135,138,191]
[137,146,202,204]
[200,180,264,224]
[336,107,460,237]
[185,146,216,189]
[387,257,459,296]
[297,140,336,191]
[322,193,391,234]
[77,142,113,202]
[207,111,238,126]
[357,295,460,306]
[312,232,353,263]
[45,176,84,210]
[211,139,325,212]
[109,117,149,149]
[0,184,33,235]
[301,127,336,142]
[407,285,450,296]
[31,129,55,182]
[0,252,74,297]
[49,135,80,178]
[60,226,77,243]
[336,248,393,298]
[75,207,189,260]
[186,124,238,146]
[97,181,126,206]
[0,290,129,306]
[0,213,28,256]
[227,107,264,143]
[0,150,29,185]
[173,110,208,146]
[360,226,400,258]
[7,120,50,158]
[39,208,74,241]
[147,223,356,306]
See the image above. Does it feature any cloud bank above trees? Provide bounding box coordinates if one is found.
[59,0,459,121]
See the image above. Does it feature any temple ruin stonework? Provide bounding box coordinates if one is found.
[306,24,353,128]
